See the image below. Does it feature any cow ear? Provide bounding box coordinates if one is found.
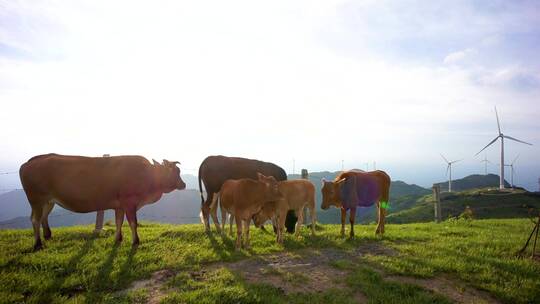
[152,159,160,166]
[162,159,169,165]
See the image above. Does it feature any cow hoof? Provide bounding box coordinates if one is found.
[115,235,123,243]
[33,241,43,252]
[44,234,52,240]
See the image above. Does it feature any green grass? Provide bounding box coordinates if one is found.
[0,219,539,303]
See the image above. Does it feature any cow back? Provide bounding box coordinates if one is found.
[20,154,155,212]
[199,155,287,195]
[338,171,388,210]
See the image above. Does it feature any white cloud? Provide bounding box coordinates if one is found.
[443,48,476,65]
[1,0,539,189]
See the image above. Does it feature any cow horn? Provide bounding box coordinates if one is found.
[336,178,346,184]
[152,159,161,166]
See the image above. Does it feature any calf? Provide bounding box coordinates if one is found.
[254,180,316,244]
[218,173,281,250]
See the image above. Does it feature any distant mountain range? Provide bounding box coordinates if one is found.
[0,172,525,229]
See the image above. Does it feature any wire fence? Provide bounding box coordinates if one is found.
[0,210,203,228]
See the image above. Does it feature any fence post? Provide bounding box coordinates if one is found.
[301,169,309,225]
[94,154,109,233]
[301,169,308,179]
[432,184,441,223]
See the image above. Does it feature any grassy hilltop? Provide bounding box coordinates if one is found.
[1,219,539,304]
[388,189,540,224]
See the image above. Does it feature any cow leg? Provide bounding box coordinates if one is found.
[309,205,316,236]
[115,209,125,242]
[244,219,251,249]
[380,206,387,234]
[235,216,243,250]
[41,201,54,240]
[30,204,44,251]
[209,193,221,233]
[229,214,234,236]
[220,204,227,235]
[202,192,214,232]
[340,208,347,237]
[294,207,304,237]
[125,205,139,246]
[349,208,356,238]
[274,213,281,243]
[278,209,287,244]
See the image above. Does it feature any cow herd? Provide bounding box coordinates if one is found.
[19,154,390,251]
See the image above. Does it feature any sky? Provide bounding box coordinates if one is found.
[1,0,539,191]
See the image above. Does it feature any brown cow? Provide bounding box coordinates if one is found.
[253,180,316,244]
[19,153,186,250]
[218,173,282,250]
[321,170,390,237]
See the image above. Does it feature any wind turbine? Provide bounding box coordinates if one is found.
[479,154,491,175]
[504,154,520,188]
[441,154,462,192]
[476,107,532,189]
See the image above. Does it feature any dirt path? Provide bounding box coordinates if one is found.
[122,242,499,304]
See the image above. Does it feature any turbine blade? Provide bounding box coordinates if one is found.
[440,154,449,163]
[512,154,520,165]
[446,164,450,176]
[475,136,500,156]
[503,135,533,146]
[451,159,464,164]
[495,106,501,134]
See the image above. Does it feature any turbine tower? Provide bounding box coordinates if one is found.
[504,154,520,188]
[475,107,532,189]
[480,154,491,175]
[441,154,462,192]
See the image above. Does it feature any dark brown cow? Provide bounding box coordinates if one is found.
[19,153,186,250]
[321,170,390,237]
[219,173,282,250]
[198,155,287,232]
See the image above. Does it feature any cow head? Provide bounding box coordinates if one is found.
[257,173,282,202]
[253,200,277,228]
[321,177,345,210]
[154,159,186,192]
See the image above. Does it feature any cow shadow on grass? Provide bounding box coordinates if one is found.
[34,236,97,303]
[207,232,239,261]
[84,245,137,304]
[160,229,207,242]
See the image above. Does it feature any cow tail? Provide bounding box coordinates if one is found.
[198,165,205,205]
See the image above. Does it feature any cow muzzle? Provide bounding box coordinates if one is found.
[177,181,186,190]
